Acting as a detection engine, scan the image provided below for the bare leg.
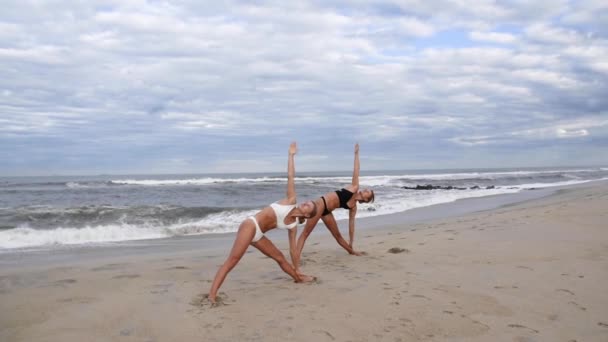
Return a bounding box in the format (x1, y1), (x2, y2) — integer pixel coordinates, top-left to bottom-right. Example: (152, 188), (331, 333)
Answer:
(208, 221), (256, 303)
(252, 237), (315, 282)
(321, 213), (363, 255)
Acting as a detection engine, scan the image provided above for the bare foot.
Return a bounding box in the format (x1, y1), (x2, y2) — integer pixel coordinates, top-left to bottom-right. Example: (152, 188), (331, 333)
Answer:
(352, 251), (366, 256)
(296, 270), (308, 278)
(299, 274), (316, 283)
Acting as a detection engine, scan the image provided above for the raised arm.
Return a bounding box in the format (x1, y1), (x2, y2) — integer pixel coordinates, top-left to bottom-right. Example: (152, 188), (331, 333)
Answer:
(286, 142), (297, 203)
(349, 143), (361, 250)
(352, 143), (360, 187)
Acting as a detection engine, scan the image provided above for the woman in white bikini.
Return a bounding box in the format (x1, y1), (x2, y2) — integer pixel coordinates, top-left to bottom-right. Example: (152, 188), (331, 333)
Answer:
(208, 142), (317, 304)
(293, 143), (374, 276)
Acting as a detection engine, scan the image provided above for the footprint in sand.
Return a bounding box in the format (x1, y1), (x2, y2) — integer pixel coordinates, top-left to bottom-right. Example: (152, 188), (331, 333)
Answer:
(150, 283), (173, 295)
(411, 294), (431, 300)
(119, 328), (134, 336)
(91, 263), (128, 271)
(313, 330), (335, 340)
(514, 336), (537, 342)
(167, 266), (190, 270)
(598, 322), (608, 328)
(516, 266), (534, 271)
(191, 292), (233, 309)
(57, 296), (95, 304)
(494, 285), (519, 289)
(112, 274), (140, 279)
(50, 279), (77, 287)
(568, 301), (586, 311)
(508, 324), (539, 334)
(556, 289), (575, 295)
(387, 247), (409, 254)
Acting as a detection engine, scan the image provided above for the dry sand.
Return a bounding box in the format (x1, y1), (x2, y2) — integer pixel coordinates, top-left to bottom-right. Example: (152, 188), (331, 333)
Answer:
(1, 183), (607, 341)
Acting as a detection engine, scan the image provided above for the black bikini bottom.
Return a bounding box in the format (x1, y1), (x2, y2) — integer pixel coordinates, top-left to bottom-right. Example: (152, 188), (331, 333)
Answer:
(320, 196), (331, 216)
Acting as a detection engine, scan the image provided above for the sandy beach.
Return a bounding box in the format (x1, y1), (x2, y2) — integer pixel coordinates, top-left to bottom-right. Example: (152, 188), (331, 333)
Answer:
(1, 182), (607, 342)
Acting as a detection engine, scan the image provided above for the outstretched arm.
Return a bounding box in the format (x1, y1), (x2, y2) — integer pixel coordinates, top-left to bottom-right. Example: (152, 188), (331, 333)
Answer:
(288, 227), (299, 270)
(348, 205), (357, 248)
(352, 143), (360, 187)
(286, 142), (297, 204)
(294, 215), (321, 274)
(322, 213), (363, 256)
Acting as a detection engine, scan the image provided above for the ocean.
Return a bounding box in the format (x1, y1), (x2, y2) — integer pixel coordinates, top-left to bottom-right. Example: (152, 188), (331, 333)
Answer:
(1, 167), (607, 250)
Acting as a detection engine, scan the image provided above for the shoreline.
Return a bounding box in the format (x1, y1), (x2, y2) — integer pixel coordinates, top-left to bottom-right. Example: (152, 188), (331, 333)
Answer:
(2, 179), (606, 272)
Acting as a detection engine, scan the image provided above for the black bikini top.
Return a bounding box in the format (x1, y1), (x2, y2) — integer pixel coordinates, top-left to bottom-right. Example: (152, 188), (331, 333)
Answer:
(335, 188), (354, 210)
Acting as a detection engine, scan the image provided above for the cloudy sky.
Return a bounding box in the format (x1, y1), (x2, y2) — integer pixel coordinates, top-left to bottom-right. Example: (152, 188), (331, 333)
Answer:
(1, 0), (607, 176)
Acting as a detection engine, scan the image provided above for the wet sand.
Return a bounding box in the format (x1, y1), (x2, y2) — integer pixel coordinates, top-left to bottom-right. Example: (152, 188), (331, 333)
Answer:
(1, 183), (607, 341)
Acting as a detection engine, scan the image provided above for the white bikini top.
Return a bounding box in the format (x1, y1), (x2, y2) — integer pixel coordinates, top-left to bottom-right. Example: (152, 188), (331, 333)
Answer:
(270, 202), (297, 230)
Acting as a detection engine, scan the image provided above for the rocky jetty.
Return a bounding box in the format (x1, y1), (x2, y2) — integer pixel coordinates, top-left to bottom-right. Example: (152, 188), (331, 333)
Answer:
(402, 184), (496, 190)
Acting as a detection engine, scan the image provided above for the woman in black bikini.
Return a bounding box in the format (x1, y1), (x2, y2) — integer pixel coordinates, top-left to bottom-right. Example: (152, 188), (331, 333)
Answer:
(293, 143), (374, 277)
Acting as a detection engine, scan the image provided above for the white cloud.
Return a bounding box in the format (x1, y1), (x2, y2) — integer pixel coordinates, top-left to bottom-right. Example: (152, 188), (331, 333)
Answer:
(447, 93), (486, 103)
(511, 69), (580, 89)
(451, 117), (608, 146)
(470, 31), (517, 44)
(0, 0), (607, 173)
(556, 128), (588, 138)
(396, 17), (436, 37)
(524, 23), (584, 45)
(160, 111), (246, 131)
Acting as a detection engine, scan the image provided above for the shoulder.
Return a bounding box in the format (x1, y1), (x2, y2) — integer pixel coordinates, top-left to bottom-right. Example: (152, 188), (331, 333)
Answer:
(344, 184), (359, 193)
(277, 196), (297, 205)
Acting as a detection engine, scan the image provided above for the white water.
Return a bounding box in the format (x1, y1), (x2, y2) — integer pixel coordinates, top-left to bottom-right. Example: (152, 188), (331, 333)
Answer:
(109, 168), (604, 187)
(2, 177), (603, 249)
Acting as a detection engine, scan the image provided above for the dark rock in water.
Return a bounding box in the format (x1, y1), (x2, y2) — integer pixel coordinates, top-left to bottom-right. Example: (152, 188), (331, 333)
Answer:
(525, 188), (539, 190)
(402, 184), (497, 191)
(402, 184), (467, 190)
(406, 184), (434, 190)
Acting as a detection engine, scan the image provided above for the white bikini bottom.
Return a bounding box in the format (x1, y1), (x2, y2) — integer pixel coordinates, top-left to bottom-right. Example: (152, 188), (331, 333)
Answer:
(249, 216), (264, 242)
